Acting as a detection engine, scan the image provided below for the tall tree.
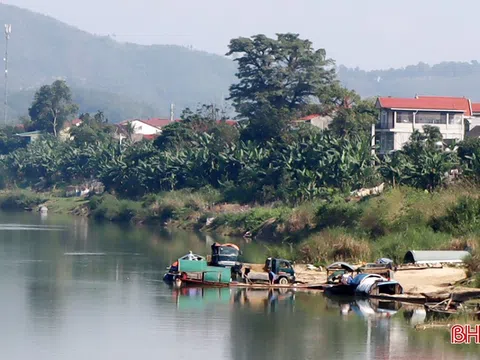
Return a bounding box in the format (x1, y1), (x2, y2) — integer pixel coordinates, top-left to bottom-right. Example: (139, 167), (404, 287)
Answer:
(28, 80), (79, 137)
(226, 33), (336, 121)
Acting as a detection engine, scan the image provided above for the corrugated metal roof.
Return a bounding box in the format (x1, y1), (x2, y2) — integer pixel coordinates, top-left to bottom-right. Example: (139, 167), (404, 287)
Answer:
(404, 250), (471, 264)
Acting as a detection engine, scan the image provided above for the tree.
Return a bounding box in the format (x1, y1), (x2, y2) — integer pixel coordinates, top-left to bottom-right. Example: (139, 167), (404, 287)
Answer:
(226, 33), (336, 120)
(69, 111), (114, 146)
(154, 104), (239, 151)
(380, 126), (458, 190)
(329, 97), (378, 137)
(28, 80), (79, 137)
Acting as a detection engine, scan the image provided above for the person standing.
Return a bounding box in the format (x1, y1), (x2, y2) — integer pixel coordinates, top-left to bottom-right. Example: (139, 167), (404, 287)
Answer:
(268, 267), (276, 285)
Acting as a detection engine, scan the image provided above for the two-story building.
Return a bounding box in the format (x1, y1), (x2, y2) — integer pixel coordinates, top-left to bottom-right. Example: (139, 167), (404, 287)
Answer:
(374, 95), (472, 154)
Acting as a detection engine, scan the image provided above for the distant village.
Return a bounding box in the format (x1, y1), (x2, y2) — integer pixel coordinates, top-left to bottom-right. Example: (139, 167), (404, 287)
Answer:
(11, 94), (480, 155)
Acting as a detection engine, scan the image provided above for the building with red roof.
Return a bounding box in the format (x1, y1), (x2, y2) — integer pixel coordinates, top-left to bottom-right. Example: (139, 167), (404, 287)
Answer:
(374, 95), (473, 154)
(293, 113), (333, 130)
(115, 117), (238, 143)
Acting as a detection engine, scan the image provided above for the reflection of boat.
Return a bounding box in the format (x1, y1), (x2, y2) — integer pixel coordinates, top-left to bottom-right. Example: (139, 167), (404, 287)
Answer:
(171, 287), (295, 312)
(326, 296), (402, 318)
(172, 287), (232, 310)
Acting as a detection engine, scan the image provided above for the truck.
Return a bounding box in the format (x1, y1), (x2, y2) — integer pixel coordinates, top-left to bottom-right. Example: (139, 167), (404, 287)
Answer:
(244, 257), (296, 285)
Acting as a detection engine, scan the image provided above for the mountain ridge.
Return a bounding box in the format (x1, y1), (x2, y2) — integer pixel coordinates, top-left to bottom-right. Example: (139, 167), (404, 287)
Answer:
(2, 3), (480, 123)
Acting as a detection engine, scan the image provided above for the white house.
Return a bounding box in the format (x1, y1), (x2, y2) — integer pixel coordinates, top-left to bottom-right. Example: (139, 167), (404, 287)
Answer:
(373, 95), (473, 154)
(293, 114), (333, 130)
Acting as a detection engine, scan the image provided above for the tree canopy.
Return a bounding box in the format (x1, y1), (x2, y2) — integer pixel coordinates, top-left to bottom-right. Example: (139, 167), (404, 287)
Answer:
(28, 80), (79, 137)
(227, 33), (336, 119)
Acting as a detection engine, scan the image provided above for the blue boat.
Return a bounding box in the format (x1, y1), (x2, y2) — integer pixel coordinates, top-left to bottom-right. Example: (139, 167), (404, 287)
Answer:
(325, 273), (403, 297)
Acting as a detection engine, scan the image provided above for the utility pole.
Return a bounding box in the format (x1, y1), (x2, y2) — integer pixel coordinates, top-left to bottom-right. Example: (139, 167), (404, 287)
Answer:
(170, 103), (174, 122)
(4, 24), (11, 127)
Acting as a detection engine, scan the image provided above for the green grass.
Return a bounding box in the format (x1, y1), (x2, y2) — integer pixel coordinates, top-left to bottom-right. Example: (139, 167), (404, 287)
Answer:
(0, 189), (47, 210)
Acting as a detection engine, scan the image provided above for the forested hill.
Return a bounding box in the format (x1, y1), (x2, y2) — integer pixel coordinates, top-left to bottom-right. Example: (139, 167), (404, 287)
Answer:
(337, 62), (480, 100)
(0, 4), (236, 122)
(2, 3), (480, 122)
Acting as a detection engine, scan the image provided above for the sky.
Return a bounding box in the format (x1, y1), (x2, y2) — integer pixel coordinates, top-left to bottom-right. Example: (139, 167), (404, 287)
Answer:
(1, 0), (478, 70)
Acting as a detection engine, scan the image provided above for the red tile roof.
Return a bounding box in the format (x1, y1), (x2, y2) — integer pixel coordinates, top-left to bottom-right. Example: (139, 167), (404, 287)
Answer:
(472, 103), (480, 114)
(217, 119), (237, 125)
(298, 114), (322, 121)
(143, 134), (159, 140)
(143, 118), (181, 128)
(377, 96), (472, 116)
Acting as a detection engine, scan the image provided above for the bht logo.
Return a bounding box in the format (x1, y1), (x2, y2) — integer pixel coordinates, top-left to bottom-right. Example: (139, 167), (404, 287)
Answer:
(451, 325), (480, 344)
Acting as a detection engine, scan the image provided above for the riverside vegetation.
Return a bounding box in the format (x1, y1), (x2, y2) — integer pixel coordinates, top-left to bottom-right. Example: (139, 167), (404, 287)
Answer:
(0, 33), (479, 280)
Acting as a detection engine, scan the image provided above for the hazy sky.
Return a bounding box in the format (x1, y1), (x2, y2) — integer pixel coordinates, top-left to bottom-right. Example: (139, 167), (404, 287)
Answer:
(2, 0), (477, 70)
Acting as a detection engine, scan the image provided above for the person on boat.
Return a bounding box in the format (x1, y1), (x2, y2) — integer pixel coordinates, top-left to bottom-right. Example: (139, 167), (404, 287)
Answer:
(341, 272), (353, 285)
(243, 268), (252, 284)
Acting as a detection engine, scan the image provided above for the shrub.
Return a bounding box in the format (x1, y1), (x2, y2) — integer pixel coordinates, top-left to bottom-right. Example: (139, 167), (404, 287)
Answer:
(373, 227), (451, 264)
(298, 228), (371, 264)
(90, 194), (142, 222)
(431, 196), (480, 235)
(0, 191), (46, 210)
(464, 252), (480, 279)
(316, 198), (363, 229)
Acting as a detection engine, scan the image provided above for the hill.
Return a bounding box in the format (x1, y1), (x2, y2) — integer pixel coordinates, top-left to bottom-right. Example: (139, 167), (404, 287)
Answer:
(337, 62), (480, 101)
(0, 4), (236, 122)
(2, 4), (480, 123)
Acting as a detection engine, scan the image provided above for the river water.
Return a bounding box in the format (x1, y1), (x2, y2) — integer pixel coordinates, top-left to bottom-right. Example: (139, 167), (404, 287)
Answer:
(0, 211), (477, 360)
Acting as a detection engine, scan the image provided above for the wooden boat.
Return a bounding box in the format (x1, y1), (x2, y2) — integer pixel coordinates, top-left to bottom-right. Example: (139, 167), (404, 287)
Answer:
(424, 299), (480, 318)
(325, 273), (403, 298)
(230, 282), (326, 290)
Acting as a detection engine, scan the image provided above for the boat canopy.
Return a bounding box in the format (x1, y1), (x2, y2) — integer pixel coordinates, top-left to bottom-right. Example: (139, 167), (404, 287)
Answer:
(326, 262), (357, 272)
(403, 250), (470, 264)
(212, 243), (240, 251)
(350, 273), (383, 287)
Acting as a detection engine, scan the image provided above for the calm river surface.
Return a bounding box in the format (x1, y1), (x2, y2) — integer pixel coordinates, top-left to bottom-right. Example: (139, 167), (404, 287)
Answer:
(0, 211), (477, 360)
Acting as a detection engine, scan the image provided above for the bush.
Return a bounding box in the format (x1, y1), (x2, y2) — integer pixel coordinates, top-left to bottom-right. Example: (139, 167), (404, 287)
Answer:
(298, 228), (371, 264)
(431, 196), (480, 235)
(0, 191), (47, 210)
(373, 227), (451, 264)
(90, 194), (142, 222)
(464, 252), (480, 278)
(212, 206), (291, 236)
(316, 198), (363, 230)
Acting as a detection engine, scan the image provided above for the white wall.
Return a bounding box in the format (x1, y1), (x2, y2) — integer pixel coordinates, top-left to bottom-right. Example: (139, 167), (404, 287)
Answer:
(129, 120), (161, 135)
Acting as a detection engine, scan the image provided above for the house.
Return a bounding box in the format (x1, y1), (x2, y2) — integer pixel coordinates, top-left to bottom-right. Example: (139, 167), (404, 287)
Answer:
(15, 130), (42, 143)
(293, 114), (333, 130)
(115, 117), (238, 143)
(374, 95), (472, 154)
(59, 118), (83, 141)
(118, 118), (175, 136)
(466, 103), (480, 137)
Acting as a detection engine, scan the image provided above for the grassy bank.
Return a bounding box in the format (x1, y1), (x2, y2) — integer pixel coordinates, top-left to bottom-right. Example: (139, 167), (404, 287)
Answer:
(2, 185), (480, 268)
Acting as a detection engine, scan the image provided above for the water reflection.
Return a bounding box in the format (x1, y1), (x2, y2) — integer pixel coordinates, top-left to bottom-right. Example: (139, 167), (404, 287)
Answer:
(0, 211), (477, 360)
(170, 287), (296, 313)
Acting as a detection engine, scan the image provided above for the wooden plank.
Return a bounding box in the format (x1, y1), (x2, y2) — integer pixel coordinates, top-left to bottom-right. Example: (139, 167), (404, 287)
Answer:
(369, 293), (426, 304)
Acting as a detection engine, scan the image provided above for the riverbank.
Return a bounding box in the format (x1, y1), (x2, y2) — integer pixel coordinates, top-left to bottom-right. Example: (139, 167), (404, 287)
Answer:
(294, 266), (468, 295)
(1, 186), (480, 276)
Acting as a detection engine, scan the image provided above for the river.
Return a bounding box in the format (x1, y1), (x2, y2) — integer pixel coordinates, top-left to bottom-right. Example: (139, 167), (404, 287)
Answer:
(0, 211), (477, 360)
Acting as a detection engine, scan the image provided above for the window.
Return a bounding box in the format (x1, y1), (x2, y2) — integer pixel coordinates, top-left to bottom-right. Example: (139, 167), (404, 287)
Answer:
(380, 111), (388, 128)
(416, 112), (447, 124)
(448, 113), (462, 125)
(376, 132), (394, 152)
(396, 111), (413, 123)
